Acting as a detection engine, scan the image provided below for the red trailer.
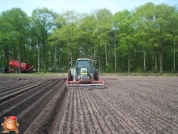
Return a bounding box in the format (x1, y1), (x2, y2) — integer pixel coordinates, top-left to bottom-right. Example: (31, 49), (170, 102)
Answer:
(2, 60), (35, 73)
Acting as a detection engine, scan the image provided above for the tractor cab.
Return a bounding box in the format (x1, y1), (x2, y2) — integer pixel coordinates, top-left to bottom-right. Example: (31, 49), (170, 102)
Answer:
(75, 59), (93, 75)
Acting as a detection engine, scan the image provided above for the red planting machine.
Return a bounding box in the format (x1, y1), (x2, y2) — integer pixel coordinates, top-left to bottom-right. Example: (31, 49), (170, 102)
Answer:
(1, 60), (35, 73)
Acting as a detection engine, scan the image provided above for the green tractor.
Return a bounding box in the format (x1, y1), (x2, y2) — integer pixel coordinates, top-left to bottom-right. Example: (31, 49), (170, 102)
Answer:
(66, 58), (104, 89)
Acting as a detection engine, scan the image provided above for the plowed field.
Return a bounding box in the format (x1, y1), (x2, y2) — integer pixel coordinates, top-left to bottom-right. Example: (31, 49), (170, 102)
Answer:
(0, 76), (178, 134)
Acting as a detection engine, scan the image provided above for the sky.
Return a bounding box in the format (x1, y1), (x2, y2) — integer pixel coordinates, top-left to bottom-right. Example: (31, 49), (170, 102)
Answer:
(0, 0), (177, 16)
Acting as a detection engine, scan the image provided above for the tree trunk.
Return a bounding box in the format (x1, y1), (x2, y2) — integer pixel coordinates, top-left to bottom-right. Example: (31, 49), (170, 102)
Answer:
(38, 42), (40, 72)
(114, 42), (117, 72)
(127, 42), (130, 74)
(54, 45), (57, 70)
(17, 40), (23, 74)
(105, 42), (108, 70)
(143, 49), (146, 71)
(128, 53), (130, 74)
(174, 41), (176, 71)
(23, 44), (26, 61)
(18, 46), (21, 74)
(3, 47), (9, 66)
(98, 49), (101, 73)
(154, 48), (158, 72)
(69, 47), (73, 67)
(159, 49), (163, 73)
(42, 43), (46, 71)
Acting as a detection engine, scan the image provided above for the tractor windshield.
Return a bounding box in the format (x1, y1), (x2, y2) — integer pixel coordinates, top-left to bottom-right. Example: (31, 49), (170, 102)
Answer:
(76, 60), (92, 74)
(77, 60), (91, 68)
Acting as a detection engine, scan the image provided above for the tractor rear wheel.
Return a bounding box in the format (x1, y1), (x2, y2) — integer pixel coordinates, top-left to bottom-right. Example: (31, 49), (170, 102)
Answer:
(68, 69), (73, 81)
(94, 69), (99, 81)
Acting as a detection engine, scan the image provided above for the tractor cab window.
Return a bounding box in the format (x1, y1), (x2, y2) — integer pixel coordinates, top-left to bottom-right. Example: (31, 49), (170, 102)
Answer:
(77, 60), (91, 68)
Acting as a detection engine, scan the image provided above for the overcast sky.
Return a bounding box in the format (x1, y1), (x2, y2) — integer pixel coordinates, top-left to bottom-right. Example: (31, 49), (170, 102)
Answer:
(0, 0), (177, 15)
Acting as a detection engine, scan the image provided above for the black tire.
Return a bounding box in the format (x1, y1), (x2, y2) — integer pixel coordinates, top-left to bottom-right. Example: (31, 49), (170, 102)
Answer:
(68, 69), (73, 81)
(94, 69), (99, 81)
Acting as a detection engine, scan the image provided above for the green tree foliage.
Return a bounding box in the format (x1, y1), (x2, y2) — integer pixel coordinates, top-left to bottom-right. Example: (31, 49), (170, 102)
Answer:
(114, 10), (136, 73)
(0, 3), (178, 73)
(94, 9), (113, 72)
(79, 14), (97, 58)
(135, 3), (178, 72)
(49, 10), (81, 67)
(30, 7), (57, 71)
(0, 8), (30, 71)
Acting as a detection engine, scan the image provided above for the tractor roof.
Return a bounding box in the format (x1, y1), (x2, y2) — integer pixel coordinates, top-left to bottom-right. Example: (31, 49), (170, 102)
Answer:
(77, 58), (90, 61)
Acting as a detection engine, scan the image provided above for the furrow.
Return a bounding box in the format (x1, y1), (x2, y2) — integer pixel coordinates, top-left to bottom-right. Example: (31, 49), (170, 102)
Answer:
(76, 89), (86, 134)
(72, 89), (80, 133)
(84, 89), (112, 134)
(90, 89), (133, 134)
(24, 80), (65, 134)
(93, 89), (148, 134)
(83, 89), (103, 133)
(51, 89), (70, 134)
(80, 89), (95, 133)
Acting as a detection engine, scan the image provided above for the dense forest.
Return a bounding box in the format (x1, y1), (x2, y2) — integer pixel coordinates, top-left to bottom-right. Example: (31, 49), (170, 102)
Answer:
(0, 2), (178, 73)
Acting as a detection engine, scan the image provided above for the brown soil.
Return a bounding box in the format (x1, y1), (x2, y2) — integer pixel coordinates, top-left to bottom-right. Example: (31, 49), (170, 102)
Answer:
(0, 75), (178, 134)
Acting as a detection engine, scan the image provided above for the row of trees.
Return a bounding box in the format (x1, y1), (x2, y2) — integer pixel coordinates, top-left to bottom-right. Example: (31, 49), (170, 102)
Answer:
(0, 2), (178, 73)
